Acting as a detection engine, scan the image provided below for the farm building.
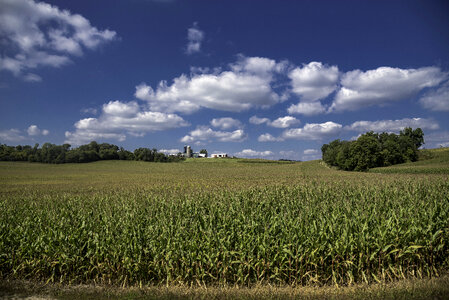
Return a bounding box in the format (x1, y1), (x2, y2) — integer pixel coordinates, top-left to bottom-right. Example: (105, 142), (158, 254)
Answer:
(211, 153), (228, 158)
(183, 145), (208, 158)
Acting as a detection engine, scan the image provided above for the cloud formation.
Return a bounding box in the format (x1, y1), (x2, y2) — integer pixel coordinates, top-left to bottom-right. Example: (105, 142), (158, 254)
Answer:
(287, 102), (326, 116)
(258, 133), (283, 142)
(249, 115), (299, 128)
(181, 126), (247, 143)
(186, 23), (204, 54)
(27, 125), (49, 136)
(235, 149), (273, 158)
(0, 129), (26, 142)
(303, 149), (319, 155)
(65, 100), (188, 145)
(419, 81), (449, 111)
(210, 117), (242, 130)
(282, 121), (343, 140)
(346, 117), (439, 133)
(135, 56), (284, 113)
(289, 62), (339, 101)
(0, 0), (116, 80)
(330, 66), (447, 112)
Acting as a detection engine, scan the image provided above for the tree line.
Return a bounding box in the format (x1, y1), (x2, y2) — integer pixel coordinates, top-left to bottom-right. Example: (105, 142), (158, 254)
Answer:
(0, 141), (185, 164)
(321, 127), (424, 171)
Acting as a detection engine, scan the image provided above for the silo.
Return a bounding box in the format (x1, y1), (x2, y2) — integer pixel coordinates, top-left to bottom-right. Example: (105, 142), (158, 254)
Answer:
(186, 146), (192, 158)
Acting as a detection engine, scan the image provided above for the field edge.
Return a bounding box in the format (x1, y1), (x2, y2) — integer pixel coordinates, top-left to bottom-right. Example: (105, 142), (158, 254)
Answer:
(1, 275), (449, 300)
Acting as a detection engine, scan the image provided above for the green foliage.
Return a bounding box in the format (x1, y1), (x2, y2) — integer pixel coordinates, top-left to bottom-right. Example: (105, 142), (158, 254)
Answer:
(0, 141), (183, 164)
(322, 128), (423, 171)
(200, 149), (208, 156)
(0, 159), (448, 286)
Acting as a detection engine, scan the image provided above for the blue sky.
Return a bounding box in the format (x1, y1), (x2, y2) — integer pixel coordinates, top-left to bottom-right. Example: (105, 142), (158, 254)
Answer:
(1, 0), (449, 160)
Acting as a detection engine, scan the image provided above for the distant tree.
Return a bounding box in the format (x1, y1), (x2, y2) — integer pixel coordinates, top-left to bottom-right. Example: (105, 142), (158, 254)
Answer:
(0, 141), (184, 164)
(200, 149), (208, 157)
(118, 147), (134, 160)
(321, 128), (424, 171)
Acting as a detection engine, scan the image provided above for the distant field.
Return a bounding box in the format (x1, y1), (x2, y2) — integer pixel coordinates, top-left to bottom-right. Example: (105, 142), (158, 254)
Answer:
(370, 147), (449, 174)
(0, 148), (448, 291)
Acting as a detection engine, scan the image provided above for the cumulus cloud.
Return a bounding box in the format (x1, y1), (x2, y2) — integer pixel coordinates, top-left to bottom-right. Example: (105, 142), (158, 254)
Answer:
(186, 22), (204, 54)
(27, 125), (49, 136)
(249, 115), (299, 128)
(330, 66), (448, 112)
(235, 149), (273, 158)
(231, 56), (287, 77)
(0, 129), (26, 142)
(287, 101), (326, 116)
(0, 0), (116, 80)
(282, 121), (343, 140)
(249, 116), (270, 125)
(289, 62), (339, 101)
(181, 126), (247, 144)
(270, 116), (300, 128)
(419, 81), (449, 111)
(65, 100), (188, 145)
(303, 149), (319, 155)
(135, 56), (284, 113)
(258, 133), (283, 142)
(346, 117), (439, 133)
(210, 117), (242, 130)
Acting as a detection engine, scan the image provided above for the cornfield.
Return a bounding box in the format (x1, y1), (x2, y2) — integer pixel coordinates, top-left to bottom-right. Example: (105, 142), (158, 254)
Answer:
(0, 154), (448, 286)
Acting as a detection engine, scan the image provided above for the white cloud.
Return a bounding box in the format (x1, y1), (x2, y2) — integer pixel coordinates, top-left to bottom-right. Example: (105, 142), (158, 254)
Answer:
(231, 56), (286, 77)
(235, 149), (273, 158)
(27, 125), (49, 136)
(346, 117), (439, 133)
(289, 62), (339, 101)
(419, 81), (449, 112)
(282, 121), (343, 140)
(135, 56), (284, 113)
(0, 128), (26, 142)
(303, 149), (318, 155)
(186, 23), (204, 55)
(258, 133), (283, 142)
(210, 117), (242, 130)
(65, 100), (188, 145)
(270, 116), (300, 128)
(0, 0), (116, 80)
(181, 126), (247, 143)
(249, 116), (270, 125)
(288, 101), (326, 116)
(250, 115), (299, 128)
(160, 149), (181, 155)
(330, 66), (448, 112)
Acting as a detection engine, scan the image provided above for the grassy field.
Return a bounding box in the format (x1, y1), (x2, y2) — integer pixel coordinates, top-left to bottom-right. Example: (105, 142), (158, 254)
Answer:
(0, 148), (448, 298)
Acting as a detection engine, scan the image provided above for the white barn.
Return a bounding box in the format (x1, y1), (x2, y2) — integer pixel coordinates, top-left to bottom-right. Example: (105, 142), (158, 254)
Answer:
(211, 153), (228, 158)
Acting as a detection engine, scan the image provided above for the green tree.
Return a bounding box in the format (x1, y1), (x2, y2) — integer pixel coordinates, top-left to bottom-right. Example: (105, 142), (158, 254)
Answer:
(200, 149), (208, 157)
(400, 127), (424, 149)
